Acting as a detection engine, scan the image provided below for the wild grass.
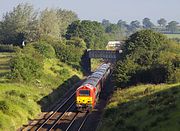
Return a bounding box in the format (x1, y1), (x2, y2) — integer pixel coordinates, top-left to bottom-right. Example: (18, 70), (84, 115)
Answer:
(98, 83), (180, 131)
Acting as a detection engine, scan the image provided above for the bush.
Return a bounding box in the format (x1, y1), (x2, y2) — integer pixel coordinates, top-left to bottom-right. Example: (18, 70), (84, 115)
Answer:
(54, 42), (84, 65)
(9, 45), (43, 82)
(32, 42), (55, 58)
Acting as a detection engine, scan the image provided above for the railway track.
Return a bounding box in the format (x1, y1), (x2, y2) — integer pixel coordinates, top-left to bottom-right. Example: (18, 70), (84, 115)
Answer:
(50, 110), (89, 131)
(22, 79), (90, 131)
(35, 94), (75, 130)
(21, 80), (82, 130)
(28, 94), (89, 131)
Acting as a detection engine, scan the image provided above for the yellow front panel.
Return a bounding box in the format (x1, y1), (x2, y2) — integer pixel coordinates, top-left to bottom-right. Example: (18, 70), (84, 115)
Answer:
(76, 96), (92, 104)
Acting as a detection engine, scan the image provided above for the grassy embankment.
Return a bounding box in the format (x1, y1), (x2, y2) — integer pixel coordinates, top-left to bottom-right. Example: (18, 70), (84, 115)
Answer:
(98, 83), (180, 131)
(0, 52), (83, 131)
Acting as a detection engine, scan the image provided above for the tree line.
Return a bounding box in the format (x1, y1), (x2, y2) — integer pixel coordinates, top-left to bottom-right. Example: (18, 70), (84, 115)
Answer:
(102, 18), (180, 38)
(0, 3), (110, 81)
(0, 3), (78, 45)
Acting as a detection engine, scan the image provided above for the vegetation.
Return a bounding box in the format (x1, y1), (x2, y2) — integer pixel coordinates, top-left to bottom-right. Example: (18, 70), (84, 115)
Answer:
(101, 30), (180, 131)
(66, 20), (108, 49)
(98, 83), (180, 131)
(0, 2), (180, 131)
(165, 34), (180, 39)
(0, 52), (13, 77)
(113, 30), (180, 87)
(0, 3), (84, 131)
(0, 60), (82, 130)
(0, 3), (78, 45)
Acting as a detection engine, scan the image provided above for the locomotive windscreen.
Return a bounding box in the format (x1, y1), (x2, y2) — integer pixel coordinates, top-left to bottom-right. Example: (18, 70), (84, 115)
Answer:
(79, 90), (90, 96)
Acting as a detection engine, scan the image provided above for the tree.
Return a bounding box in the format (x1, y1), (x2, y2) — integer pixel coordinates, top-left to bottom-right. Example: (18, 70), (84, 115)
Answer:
(56, 9), (78, 37)
(117, 19), (130, 36)
(166, 21), (179, 33)
(129, 20), (141, 33)
(0, 3), (39, 45)
(114, 30), (174, 86)
(102, 19), (110, 28)
(66, 20), (107, 49)
(39, 8), (60, 39)
(142, 18), (154, 29)
(105, 24), (124, 40)
(157, 18), (167, 27)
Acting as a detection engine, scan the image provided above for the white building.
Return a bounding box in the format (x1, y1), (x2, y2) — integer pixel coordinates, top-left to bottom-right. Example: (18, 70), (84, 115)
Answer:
(106, 41), (122, 50)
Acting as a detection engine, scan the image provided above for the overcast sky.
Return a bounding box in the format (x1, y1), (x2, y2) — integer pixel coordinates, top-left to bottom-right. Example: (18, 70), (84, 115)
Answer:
(0, 0), (179, 24)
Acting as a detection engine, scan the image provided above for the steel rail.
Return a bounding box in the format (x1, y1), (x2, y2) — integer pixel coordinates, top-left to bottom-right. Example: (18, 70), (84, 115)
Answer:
(35, 91), (76, 131)
(47, 101), (76, 131)
(77, 112), (89, 131)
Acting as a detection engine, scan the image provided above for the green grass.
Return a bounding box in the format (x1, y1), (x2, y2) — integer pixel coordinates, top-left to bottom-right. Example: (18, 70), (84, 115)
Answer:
(164, 34), (180, 39)
(98, 83), (180, 131)
(0, 57), (83, 131)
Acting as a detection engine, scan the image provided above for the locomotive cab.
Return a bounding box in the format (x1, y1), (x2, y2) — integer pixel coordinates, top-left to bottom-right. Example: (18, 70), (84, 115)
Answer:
(76, 85), (95, 111)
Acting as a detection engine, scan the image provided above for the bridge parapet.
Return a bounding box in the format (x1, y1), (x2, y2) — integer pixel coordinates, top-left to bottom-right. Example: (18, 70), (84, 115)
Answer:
(88, 49), (122, 59)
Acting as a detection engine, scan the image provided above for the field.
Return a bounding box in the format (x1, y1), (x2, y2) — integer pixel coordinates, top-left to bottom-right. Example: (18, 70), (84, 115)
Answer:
(0, 56), (82, 131)
(164, 34), (180, 39)
(98, 83), (180, 131)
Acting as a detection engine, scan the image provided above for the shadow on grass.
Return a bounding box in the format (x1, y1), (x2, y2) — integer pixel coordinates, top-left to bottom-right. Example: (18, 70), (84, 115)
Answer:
(101, 84), (180, 131)
(37, 75), (81, 112)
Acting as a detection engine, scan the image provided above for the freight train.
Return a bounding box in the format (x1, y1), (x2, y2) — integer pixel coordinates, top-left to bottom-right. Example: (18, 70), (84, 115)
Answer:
(76, 63), (111, 111)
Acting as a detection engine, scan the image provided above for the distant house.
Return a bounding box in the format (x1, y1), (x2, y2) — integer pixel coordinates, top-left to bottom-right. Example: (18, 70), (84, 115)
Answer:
(106, 41), (123, 50)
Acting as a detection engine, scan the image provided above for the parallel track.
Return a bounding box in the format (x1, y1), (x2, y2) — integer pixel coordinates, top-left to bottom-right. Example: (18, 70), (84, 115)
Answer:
(34, 92), (76, 131)
(51, 111), (89, 131)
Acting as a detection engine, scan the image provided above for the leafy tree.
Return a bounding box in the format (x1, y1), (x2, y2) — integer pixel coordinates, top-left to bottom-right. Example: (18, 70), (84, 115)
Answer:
(114, 30), (179, 86)
(66, 20), (107, 49)
(102, 19), (110, 28)
(105, 24), (124, 40)
(56, 9), (78, 37)
(142, 18), (154, 29)
(39, 8), (60, 39)
(66, 37), (86, 49)
(0, 3), (39, 45)
(54, 42), (84, 66)
(129, 20), (141, 33)
(117, 20), (129, 35)
(157, 18), (167, 27)
(166, 21), (179, 33)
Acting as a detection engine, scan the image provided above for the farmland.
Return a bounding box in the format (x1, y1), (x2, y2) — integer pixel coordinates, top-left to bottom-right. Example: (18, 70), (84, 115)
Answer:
(164, 34), (180, 39)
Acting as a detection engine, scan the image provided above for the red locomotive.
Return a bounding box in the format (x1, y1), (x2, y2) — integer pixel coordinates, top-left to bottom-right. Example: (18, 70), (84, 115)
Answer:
(76, 63), (111, 111)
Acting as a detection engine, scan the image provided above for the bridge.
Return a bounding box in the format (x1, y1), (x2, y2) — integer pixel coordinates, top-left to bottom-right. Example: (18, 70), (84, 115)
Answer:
(88, 49), (122, 59)
(82, 49), (122, 74)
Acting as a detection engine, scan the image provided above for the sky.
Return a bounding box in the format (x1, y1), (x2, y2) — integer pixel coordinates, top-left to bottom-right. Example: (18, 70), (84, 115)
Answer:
(0, 0), (179, 24)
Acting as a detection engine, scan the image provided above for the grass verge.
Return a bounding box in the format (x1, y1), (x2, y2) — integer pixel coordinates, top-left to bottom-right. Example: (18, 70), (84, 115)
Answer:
(98, 83), (180, 131)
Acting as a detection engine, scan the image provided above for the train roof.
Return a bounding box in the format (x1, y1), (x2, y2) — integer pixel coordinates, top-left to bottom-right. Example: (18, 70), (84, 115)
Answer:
(82, 77), (101, 87)
(79, 63), (110, 88)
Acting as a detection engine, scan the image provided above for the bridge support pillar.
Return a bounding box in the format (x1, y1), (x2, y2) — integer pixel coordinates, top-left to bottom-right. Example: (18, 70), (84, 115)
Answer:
(81, 50), (91, 75)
